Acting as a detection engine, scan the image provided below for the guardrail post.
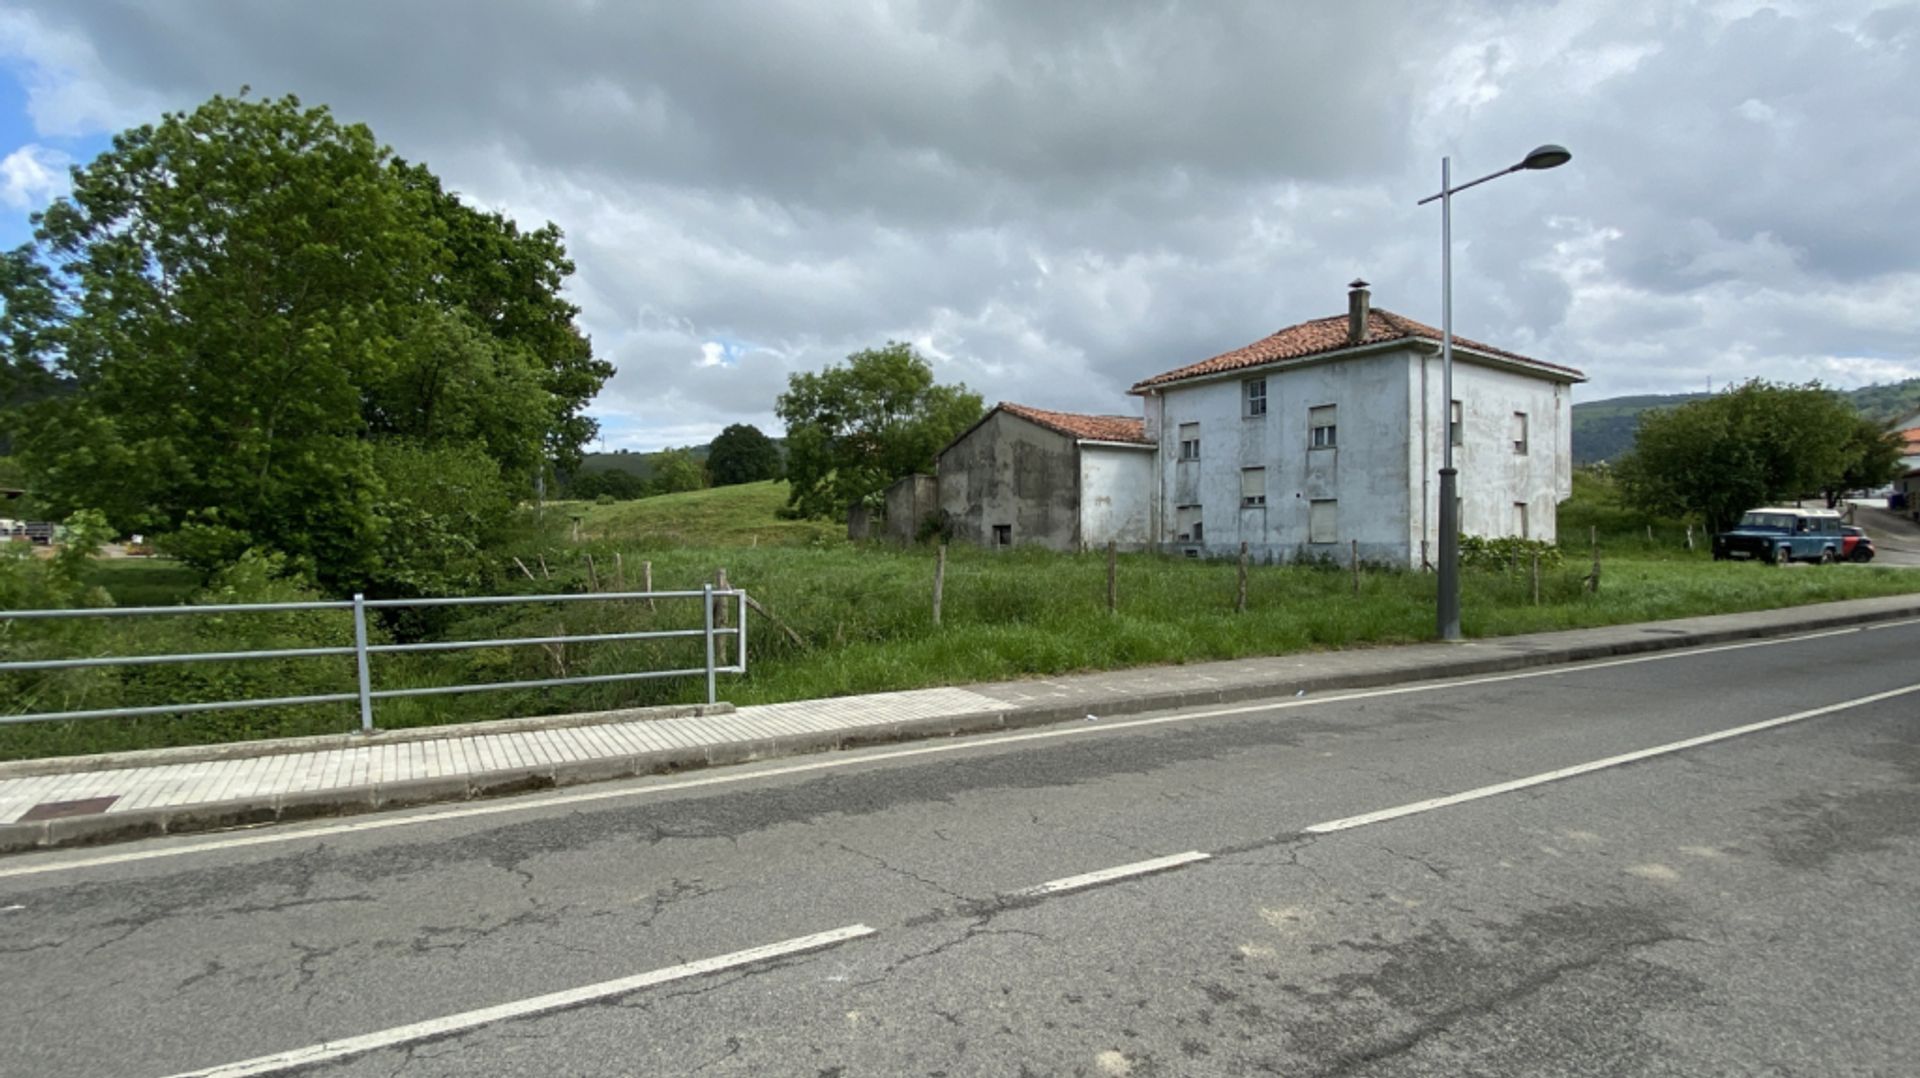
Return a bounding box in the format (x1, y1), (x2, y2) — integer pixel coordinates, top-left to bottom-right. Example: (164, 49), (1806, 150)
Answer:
(735, 589), (748, 673)
(702, 583), (717, 705)
(352, 592), (375, 733)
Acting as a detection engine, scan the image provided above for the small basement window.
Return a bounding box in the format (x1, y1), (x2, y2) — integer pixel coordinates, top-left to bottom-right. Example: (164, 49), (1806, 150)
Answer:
(993, 524), (1011, 547)
(1309, 499), (1338, 544)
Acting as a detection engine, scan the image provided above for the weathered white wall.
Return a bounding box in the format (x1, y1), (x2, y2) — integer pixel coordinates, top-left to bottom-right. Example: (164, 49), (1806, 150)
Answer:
(1148, 349), (1417, 564)
(1079, 446), (1155, 550)
(1410, 351), (1575, 555)
(935, 411), (1080, 550)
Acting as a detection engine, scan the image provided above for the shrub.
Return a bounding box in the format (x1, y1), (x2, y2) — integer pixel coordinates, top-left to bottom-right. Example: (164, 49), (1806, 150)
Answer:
(1460, 535), (1563, 571)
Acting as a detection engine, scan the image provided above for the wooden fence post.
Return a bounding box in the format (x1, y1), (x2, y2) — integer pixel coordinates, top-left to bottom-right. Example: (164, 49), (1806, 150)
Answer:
(1589, 526), (1601, 595)
(537, 555), (551, 580)
(1106, 541), (1117, 614)
(932, 544), (947, 626)
(1685, 524), (1694, 553)
(643, 560), (655, 611)
(584, 552), (600, 592)
(614, 552), (627, 590)
(1350, 539), (1359, 596)
(1531, 552), (1541, 605)
(1236, 541), (1249, 613)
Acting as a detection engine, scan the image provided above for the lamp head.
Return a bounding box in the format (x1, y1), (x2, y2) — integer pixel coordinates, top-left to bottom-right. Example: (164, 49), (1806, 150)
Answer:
(1519, 144), (1572, 170)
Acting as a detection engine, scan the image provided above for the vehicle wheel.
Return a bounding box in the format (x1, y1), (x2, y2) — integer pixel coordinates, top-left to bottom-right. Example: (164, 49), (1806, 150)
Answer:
(1819, 548), (1836, 565)
(1776, 546), (1793, 566)
(1852, 549), (1874, 563)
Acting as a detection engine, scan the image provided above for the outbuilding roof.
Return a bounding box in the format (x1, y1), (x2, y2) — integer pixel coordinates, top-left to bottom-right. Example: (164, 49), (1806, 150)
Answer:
(1129, 307), (1585, 392)
(996, 402), (1152, 445)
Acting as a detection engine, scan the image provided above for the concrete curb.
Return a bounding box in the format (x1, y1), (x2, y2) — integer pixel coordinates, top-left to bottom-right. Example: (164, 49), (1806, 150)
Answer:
(3, 597), (1916, 855)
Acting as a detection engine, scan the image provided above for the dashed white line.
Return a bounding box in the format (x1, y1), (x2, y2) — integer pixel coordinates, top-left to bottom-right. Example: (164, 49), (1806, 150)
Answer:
(1012, 852), (1212, 897)
(0, 623), (1900, 881)
(0, 903), (22, 912)
(1305, 682), (1920, 834)
(158, 923), (877, 1078)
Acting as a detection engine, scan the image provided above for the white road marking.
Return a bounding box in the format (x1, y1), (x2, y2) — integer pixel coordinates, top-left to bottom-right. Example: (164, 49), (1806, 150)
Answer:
(0, 623), (1898, 881)
(0, 903), (22, 912)
(158, 924), (876, 1078)
(1305, 682), (1920, 834)
(1863, 617), (1920, 631)
(1012, 852), (1211, 897)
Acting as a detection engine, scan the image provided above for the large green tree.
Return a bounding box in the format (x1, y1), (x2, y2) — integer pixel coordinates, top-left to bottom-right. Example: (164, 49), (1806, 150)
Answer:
(706, 422), (781, 486)
(776, 342), (983, 519)
(1615, 380), (1892, 531)
(2, 92), (611, 593)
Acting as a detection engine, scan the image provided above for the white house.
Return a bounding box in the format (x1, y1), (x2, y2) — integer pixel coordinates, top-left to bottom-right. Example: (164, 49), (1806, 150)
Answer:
(1129, 281), (1586, 566)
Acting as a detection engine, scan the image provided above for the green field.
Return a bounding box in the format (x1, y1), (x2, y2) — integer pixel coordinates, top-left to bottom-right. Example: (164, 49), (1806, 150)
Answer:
(7, 474), (1919, 761)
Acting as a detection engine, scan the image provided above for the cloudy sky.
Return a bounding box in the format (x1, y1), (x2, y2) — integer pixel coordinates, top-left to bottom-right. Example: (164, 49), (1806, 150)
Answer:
(2, 1), (1916, 451)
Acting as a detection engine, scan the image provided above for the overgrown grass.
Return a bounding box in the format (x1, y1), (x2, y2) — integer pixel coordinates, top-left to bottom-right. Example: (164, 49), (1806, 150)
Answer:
(5, 475), (1919, 760)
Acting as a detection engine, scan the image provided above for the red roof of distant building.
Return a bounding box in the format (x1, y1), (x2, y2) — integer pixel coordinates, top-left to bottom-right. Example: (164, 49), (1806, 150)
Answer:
(1898, 428), (1920, 453)
(1130, 308), (1584, 392)
(998, 402), (1151, 444)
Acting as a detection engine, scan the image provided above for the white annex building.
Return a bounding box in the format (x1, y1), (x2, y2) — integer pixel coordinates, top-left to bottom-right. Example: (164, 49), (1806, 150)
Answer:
(932, 281), (1586, 565)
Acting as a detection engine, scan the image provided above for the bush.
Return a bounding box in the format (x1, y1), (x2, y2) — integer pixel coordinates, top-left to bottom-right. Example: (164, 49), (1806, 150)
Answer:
(1460, 535), (1563, 571)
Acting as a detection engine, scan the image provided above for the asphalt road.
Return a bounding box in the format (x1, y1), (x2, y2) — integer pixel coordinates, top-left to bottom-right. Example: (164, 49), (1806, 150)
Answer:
(4, 619), (1918, 1077)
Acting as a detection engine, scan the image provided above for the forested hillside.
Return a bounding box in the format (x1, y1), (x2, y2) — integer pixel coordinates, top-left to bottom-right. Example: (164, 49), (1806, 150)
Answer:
(1573, 378), (1920, 463)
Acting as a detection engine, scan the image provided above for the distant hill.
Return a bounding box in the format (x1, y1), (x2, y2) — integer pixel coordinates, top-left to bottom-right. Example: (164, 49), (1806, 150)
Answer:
(1573, 378), (1920, 464)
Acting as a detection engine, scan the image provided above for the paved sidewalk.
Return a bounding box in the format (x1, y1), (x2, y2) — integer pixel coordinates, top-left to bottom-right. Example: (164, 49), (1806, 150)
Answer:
(3, 593), (1918, 854)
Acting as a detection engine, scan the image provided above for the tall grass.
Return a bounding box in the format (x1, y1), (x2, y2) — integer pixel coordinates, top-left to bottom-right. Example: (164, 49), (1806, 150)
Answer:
(5, 475), (1917, 760)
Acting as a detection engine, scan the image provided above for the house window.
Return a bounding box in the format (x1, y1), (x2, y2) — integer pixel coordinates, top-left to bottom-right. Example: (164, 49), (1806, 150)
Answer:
(1241, 467), (1267, 507)
(1515, 502), (1529, 538)
(1512, 412), (1529, 455)
(993, 524), (1011, 547)
(1177, 504), (1203, 542)
(1309, 499), (1338, 544)
(1244, 378), (1267, 418)
(1450, 400), (1463, 447)
(1178, 423), (1200, 461)
(1309, 404), (1337, 449)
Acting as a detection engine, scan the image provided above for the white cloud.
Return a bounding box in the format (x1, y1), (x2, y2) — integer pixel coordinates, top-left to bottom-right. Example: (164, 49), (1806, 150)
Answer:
(0, 143), (67, 209)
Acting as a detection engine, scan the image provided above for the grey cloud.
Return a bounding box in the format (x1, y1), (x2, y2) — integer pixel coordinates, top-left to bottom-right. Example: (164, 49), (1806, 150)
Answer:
(4, 0), (1918, 449)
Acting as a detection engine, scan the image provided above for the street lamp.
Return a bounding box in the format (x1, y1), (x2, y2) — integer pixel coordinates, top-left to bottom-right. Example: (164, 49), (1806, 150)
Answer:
(1417, 144), (1570, 641)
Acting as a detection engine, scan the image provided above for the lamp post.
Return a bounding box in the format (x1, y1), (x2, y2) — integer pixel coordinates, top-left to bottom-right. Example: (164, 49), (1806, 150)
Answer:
(1418, 144), (1570, 641)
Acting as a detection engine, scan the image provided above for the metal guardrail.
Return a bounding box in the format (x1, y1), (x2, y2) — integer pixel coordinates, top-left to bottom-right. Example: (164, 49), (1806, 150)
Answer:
(0, 586), (746, 730)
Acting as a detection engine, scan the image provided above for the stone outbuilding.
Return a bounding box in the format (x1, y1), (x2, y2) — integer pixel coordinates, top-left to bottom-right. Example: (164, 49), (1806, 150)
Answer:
(934, 403), (1156, 551)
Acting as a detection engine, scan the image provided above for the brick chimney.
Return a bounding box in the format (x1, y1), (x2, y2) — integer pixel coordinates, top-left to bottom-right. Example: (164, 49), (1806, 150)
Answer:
(1347, 279), (1370, 345)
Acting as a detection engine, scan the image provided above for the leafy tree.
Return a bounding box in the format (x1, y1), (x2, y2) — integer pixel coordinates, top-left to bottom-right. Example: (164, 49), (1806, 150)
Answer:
(1615, 380), (1864, 531)
(648, 448), (707, 495)
(4, 92), (611, 593)
(1829, 414), (1906, 502)
(775, 342), (983, 518)
(706, 423), (781, 486)
(568, 468), (647, 501)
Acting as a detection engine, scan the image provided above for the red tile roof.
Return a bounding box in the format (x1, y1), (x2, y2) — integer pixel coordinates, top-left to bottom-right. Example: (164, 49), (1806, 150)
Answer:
(999, 402), (1151, 445)
(1898, 428), (1920, 452)
(1129, 308), (1584, 392)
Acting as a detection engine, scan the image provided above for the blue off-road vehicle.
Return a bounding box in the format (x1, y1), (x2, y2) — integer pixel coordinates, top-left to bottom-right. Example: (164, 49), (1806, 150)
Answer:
(1711, 507), (1844, 565)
